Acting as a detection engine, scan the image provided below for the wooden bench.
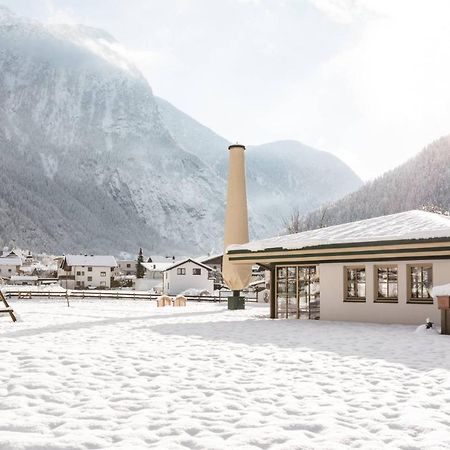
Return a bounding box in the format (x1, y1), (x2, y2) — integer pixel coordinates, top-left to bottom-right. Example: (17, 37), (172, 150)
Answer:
(0, 291), (17, 322)
(18, 292), (32, 299)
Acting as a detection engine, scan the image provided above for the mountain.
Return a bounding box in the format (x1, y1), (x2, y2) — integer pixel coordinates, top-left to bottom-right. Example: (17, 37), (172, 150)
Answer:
(302, 136), (450, 229)
(0, 7), (228, 255)
(156, 98), (362, 235)
(0, 6), (361, 255)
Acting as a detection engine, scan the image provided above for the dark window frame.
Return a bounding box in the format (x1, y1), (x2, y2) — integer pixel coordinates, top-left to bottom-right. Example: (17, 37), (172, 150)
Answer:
(375, 265), (398, 303)
(344, 266), (366, 302)
(408, 265), (433, 304)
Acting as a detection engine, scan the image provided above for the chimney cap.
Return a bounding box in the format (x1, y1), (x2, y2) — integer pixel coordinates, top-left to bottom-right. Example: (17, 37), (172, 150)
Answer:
(228, 143), (246, 150)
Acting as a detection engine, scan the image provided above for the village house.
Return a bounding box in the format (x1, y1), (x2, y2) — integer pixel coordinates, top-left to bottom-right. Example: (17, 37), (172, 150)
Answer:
(163, 259), (214, 296)
(136, 262), (173, 292)
(58, 255), (117, 289)
(117, 259), (137, 276)
(0, 251), (22, 280)
(226, 210), (450, 325)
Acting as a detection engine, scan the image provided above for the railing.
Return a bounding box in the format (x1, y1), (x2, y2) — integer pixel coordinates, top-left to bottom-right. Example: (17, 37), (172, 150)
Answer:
(1, 288), (258, 302)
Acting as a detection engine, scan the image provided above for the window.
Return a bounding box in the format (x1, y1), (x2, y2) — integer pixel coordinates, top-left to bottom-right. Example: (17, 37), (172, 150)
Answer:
(8, 269), (12, 273)
(111, 267), (114, 272)
(409, 265), (432, 303)
(100, 272), (106, 277)
(376, 266), (398, 302)
(177, 268), (186, 275)
(193, 268), (201, 275)
(76, 271), (81, 276)
(87, 276), (92, 282)
(126, 264), (131, 268)
(100, 281), (106, 287)
(345, 267), (366, 301)
(88, 267), (92, 272)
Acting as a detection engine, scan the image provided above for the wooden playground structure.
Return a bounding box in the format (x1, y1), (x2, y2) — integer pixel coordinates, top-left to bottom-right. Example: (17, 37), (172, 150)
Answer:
(0, 291), (17, 322)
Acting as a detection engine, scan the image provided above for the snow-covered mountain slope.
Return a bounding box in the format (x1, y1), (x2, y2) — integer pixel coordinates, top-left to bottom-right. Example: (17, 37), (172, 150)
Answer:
(0, 6), (361, 254)
(0, 7), (230, 254)
(157, 97), (362, 233)
(303, 136), (450, 229)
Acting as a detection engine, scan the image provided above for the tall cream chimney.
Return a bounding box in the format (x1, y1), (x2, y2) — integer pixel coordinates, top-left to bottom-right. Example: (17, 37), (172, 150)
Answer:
(222, 144), (252, 309)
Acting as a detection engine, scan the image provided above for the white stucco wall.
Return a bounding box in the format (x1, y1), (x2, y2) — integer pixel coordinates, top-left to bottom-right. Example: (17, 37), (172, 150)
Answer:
(0, 264), (20, 278)
(163, 261), (213, 295)
(319, 259), (450, 325)
(58, 265), (114, 289)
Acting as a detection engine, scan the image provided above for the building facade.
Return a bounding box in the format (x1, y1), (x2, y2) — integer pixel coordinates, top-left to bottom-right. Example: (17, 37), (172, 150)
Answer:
(226, 210), (450, 325)
(117, 259), (137, 276)
(58, 255), (117, 289)
(0, 252), (22, 280)
(163, 259), (214, 295)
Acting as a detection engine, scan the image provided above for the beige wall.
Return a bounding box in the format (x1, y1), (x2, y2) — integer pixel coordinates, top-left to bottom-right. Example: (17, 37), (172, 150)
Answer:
(320, 259), (450, 325)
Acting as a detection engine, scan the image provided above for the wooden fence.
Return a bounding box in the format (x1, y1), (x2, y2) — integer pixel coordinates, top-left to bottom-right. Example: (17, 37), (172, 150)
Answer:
(1, 288), (258, 303)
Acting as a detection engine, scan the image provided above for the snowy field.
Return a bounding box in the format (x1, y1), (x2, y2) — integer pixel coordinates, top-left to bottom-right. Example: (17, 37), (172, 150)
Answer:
(1, 300), (450, 450)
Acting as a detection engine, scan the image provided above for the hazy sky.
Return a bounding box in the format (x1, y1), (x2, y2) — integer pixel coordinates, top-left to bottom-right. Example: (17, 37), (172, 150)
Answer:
(3, 0), (450, 180)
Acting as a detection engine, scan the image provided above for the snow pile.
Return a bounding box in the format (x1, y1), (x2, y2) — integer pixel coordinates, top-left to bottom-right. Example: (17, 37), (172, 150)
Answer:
(229, 210), (450, 253)
(1, 300), (450, 449)
(432, 284), (450, 298)
(180, 288), (212, 296)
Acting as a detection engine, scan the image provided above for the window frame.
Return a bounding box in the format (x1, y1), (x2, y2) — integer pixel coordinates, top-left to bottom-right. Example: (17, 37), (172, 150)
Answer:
(407, 264), (433, 304)
(374, 265), (398, 303)
(177, 267), (186, 276)
(344, 266), (366, 302)
(192, 268), (201, 276)
(100, 271), (106, 277)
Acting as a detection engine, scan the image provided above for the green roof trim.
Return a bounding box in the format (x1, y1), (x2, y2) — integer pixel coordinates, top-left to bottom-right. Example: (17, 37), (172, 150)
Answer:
(227, 237), (450, 255)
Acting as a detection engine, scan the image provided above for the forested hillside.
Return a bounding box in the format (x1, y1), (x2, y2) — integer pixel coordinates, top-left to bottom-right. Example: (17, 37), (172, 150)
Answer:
(302, 136), (450, 230)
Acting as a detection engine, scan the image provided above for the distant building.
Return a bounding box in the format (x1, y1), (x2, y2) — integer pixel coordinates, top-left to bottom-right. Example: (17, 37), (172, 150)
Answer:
(117, 259), (137, 276)
(58, 255), (117, 289)
(10, 275), (39, 286)
(136, 262), (173, 292)
(0, 251), (22, 279)
(163, 259), (214, 295)
(198, 254), (223, 286)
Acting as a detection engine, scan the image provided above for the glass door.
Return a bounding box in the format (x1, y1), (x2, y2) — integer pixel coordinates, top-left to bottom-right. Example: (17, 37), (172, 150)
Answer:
(276, 266), (320, 319)
(298, 266), (320, 319)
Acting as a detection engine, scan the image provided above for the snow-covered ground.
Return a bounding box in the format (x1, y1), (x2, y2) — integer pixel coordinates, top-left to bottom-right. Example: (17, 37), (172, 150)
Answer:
(1, 299), (450, 450)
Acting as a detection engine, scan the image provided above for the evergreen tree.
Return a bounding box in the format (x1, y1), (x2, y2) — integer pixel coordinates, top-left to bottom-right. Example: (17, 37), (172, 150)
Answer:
(136, 248), (145, 279)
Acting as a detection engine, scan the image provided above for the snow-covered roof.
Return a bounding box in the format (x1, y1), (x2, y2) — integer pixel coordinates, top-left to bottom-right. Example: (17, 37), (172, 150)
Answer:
(64, 255), (117, 267)
(10, 275), (38, 281)
(0, 256), (22, 266)
(147, 255), (177, 263)
(141, 262), (173, 272)
(163, 258), (213, 272)
(229, 210), (450, 253)
(198, 253), (223, 264)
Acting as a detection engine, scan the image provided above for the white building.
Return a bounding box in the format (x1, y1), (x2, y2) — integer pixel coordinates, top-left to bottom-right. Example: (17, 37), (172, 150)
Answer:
(226, 210), (450, 325)
(163, 259), (214, 296)
(117, 259), (136, 276)
(136, 262), (172, 292)
(0, 252), (22, 279)
(58, 255), (117, 289)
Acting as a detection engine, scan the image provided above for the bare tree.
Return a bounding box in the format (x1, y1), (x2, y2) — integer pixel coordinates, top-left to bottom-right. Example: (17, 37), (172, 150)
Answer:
(420, 203), (450, 216)
(282, 208), (303, 234)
